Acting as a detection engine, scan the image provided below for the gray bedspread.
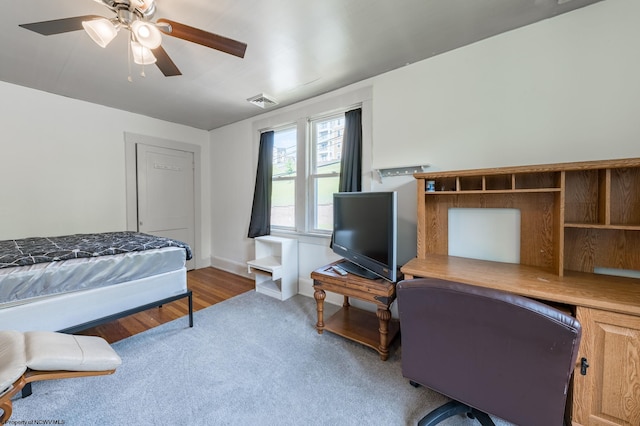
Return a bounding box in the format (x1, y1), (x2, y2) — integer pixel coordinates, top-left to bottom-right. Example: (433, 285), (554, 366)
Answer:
(0, 232), (192, 269)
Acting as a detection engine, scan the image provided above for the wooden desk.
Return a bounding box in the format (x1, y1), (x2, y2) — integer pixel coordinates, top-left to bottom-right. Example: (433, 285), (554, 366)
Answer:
(311, 261), (400, 361)
(402, 255), (640, 317)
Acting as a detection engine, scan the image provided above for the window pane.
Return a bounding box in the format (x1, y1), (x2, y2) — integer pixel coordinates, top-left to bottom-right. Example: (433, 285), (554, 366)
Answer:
(273, 128), (297, 178)
(313, 116), (344, 173)
(315, 175), (339, 231)
(312, 115), (343, 231)
(271, 127), (296, 228)
(271, 179), (295, 228)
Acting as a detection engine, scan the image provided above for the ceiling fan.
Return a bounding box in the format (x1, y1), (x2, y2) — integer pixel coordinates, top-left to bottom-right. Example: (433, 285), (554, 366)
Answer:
(19, 0), (247, 77)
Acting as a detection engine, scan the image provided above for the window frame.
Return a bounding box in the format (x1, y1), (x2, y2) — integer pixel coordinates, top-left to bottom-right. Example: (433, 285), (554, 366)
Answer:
(308, 112), (345, 233)
(268, 108), (359, 236)
(252, 86), (372, 240)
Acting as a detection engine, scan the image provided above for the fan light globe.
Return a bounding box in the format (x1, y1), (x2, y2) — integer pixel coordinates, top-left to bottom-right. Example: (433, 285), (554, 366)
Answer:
(82, 18), (118, 48)
(131, 41), (157, 65)
(131, 21), (162, 49)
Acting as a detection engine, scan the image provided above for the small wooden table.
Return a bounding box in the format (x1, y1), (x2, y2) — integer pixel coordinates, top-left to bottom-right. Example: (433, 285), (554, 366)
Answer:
(311, 261), (400, 361)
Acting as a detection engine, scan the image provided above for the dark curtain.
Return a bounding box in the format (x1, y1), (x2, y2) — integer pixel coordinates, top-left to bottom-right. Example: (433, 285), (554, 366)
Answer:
(338, 108), (362, 192)
(331, 108), (362, 247)
(247, 131), (274, 238)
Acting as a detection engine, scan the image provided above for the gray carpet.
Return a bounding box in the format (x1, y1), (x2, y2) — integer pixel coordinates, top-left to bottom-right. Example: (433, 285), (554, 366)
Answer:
(9, 291), (512, 425)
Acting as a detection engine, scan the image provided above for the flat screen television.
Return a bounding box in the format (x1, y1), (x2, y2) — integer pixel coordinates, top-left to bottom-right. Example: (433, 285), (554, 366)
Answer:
(332, 191), (398, 282)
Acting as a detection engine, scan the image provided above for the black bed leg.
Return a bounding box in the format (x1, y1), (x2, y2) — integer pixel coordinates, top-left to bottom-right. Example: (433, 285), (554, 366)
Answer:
(188, 291), (193, 327)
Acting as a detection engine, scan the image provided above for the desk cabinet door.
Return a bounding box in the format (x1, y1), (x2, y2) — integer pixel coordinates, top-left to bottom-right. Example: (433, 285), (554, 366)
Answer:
(573, 307), (640, 426)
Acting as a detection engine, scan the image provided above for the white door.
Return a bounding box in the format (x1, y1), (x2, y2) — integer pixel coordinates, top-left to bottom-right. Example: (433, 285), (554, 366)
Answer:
(136, 144), (195, 270)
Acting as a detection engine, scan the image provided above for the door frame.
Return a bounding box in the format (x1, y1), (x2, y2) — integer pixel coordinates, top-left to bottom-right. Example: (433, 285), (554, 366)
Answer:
(124, 132), (201, 268)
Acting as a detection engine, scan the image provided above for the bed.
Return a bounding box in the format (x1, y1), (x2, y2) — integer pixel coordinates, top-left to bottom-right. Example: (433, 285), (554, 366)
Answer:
(0, 231), (193, 332)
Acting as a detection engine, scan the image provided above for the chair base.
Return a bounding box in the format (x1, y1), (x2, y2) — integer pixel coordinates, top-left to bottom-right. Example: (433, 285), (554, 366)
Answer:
(418, 400), (496, 426)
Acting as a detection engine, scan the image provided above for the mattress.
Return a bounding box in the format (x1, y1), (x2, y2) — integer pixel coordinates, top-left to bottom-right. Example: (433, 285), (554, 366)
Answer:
(0, 231), (192, 269)
(0, 267), (187, 332)
(0, 247), (186, 309)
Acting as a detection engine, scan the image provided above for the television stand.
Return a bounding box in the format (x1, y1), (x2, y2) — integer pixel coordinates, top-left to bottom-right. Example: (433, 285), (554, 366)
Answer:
(311, 261), (400, 361)
(337, 260), (379, 280)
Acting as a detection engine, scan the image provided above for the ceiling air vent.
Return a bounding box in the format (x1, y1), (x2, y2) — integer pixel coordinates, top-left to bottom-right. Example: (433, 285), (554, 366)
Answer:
(247, 93), (278, 109)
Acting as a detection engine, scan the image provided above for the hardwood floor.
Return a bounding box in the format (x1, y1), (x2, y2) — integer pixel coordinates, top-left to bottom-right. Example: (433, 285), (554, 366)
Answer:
(79, 267), (254, 343)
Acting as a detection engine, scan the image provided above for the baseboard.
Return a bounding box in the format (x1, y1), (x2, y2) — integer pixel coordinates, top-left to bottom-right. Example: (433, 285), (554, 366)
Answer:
(210, 256), (251, 278)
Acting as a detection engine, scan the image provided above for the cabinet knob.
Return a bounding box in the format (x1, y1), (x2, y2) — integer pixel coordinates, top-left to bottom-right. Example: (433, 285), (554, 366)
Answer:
(580, 357), (589, 375)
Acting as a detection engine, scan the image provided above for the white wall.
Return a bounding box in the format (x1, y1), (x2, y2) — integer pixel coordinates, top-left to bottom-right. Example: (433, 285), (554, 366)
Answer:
(209, 0), (640, 305)
(373, 0), (640, 171)
(0, 81), (212, 266)
(209, 118), (257, 271)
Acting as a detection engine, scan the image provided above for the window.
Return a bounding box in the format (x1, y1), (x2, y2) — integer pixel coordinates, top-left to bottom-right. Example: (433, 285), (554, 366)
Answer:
(269, 110), (348, 234)
(310, 114), (344, 232)
(271, 127), (297, 229)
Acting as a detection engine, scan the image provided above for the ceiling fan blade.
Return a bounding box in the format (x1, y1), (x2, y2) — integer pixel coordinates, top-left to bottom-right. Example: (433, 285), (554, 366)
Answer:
(156, 19), (247, 58)
(19, 15), (104, 35)
(152, 45), (182, 76)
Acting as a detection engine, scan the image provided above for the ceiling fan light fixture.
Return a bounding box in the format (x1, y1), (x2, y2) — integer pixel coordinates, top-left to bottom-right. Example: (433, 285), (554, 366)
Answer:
(131, 41), (157, 65)
(19, 2), (247, 78)
(131, 20), (162, 49)
(82, 18), (117, 48)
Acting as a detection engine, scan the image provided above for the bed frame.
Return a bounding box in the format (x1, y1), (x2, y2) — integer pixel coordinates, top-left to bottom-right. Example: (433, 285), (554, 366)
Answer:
(59, 289), (193, 333)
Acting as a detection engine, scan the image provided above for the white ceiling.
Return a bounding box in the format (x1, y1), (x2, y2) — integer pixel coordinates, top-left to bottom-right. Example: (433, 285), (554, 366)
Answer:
(1, 0), (603, 131)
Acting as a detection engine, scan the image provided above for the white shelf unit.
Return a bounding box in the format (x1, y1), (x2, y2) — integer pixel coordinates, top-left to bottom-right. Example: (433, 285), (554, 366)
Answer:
(247, 236), (298, 300)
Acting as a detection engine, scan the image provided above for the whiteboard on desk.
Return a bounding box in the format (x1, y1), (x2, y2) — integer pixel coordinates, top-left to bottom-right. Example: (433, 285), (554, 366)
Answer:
(448, 208), (520, 264)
